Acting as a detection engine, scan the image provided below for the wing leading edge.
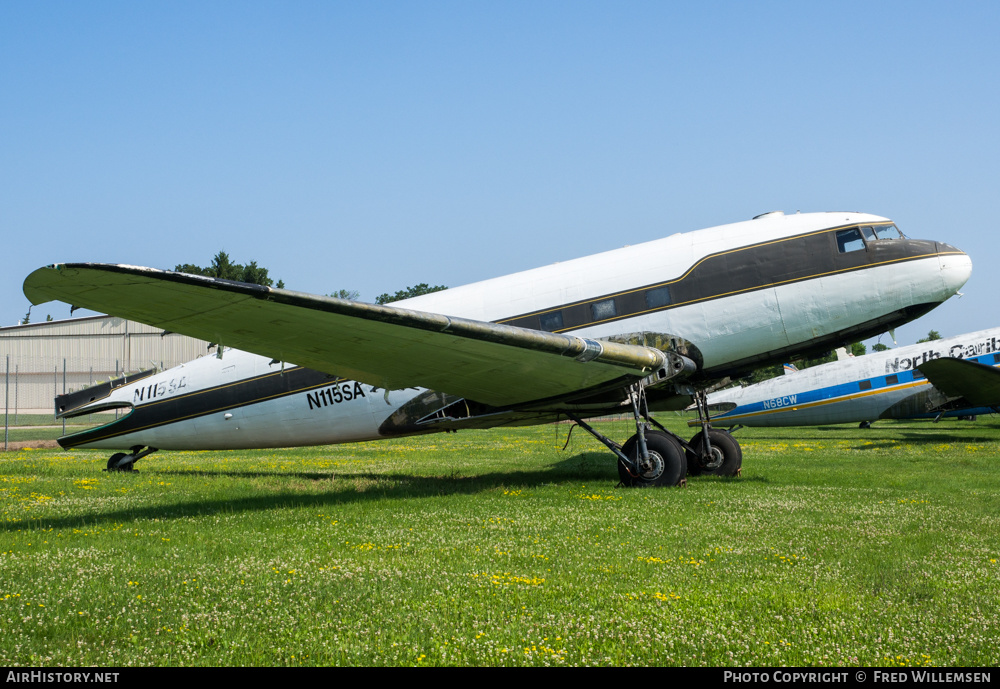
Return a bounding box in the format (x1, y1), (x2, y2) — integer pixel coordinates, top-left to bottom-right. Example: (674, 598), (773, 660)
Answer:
(24, 263), (677, 409)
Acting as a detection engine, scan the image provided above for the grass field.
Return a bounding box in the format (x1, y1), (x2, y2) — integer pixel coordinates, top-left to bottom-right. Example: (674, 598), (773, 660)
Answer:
(2, 413), (112, 444)
(1, 415), (998, 666)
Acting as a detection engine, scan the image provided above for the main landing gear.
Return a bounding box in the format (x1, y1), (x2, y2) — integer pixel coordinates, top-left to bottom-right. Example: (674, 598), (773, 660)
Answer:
(568, 386), (742, 488)
(105, 446), (158, 472)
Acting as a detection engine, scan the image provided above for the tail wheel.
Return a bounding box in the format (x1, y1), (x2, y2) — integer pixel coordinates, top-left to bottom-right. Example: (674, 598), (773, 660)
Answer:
(106, 452), (135, 472)
(686, 429), (742, 476)
(619, 431), (687, 487)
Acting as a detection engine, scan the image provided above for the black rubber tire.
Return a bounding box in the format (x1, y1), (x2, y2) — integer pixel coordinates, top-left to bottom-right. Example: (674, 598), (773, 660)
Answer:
(106, 453), (134, 472)
(686, 429), (742, 477)
(618, 431), (687, 487)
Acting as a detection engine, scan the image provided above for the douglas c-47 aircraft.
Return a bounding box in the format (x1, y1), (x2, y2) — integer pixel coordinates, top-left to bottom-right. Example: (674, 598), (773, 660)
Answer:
(696, 328), (1000, 428)
(23, 211), (972, 486)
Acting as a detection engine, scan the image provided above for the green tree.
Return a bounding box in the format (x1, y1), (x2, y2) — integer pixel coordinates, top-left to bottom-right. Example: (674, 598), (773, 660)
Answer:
(175, 251), (283, 287)
(872, 342), (890, 352)
(740, 341), (867, 384)
(240, 260), (270, 286)
(743, 363), (784, 384)
(794, 342), (866, 369)
(376, 283), (447, 305)
(328, 289), (361, 301)
(916, 330), (942, 343)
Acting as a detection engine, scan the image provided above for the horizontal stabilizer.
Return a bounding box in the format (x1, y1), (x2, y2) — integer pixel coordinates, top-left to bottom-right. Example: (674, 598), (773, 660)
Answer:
(916, 357), (1000, 408)
(24, 264), (677, 409)
(55, 368), (156, 418)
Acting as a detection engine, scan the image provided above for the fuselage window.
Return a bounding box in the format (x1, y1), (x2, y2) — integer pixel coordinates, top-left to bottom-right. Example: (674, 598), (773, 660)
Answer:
(837, 229), (866, 253)
(859, 380), (872, 391)
(994, 353), (1000, 364)
(645, 285), (671, 309)
(591, 298), (617, 322)
(539, 311), (564, 332)
(912, 369), (925, 380)
(886, 374), (899, 385)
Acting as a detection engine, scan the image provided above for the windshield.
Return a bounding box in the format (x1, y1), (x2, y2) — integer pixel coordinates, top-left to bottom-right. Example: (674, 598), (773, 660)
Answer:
(861, 223), (905, 241)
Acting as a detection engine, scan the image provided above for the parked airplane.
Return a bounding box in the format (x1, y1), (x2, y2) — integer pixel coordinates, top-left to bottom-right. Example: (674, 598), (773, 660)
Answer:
(699, 328), (1000, 427)
(23, 211), (972, 486)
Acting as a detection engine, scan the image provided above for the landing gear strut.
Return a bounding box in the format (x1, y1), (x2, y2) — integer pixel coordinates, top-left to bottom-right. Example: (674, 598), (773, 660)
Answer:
(685, 390), (742, 476)
(567, 383), (687, 487)
(105, 446), (158, 472)
(566, 384), (742, 487)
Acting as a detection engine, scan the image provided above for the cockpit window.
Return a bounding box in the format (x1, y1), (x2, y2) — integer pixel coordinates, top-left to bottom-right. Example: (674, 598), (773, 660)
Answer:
(880, 224), (904, 239)
(836, 228), (865, 253)
(862, 224), (904, 241)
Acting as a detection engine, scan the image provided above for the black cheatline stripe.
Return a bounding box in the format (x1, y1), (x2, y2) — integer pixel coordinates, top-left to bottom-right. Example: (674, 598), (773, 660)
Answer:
(497, 225), (945, 333)
(60, 366), (347, 448)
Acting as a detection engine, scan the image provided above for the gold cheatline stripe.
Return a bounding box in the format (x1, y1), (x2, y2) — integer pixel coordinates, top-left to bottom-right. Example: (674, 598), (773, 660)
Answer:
(713, 379), (930, 422)
(549, 251), (954, 333)
(498, 224), (859, 322)
(497, 223), (932, 327)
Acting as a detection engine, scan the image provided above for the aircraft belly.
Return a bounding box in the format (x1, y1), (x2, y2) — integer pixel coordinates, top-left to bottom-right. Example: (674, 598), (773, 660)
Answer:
(73, 381), (404, 451)
(878, 386), (950, 420)
(776, 258), (944, 345)
(232, 391), (376, 447)
(73, 424), (197, 451)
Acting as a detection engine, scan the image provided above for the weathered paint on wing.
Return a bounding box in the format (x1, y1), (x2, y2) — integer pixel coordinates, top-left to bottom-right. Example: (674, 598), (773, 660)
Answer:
(24, 264), (666, 408)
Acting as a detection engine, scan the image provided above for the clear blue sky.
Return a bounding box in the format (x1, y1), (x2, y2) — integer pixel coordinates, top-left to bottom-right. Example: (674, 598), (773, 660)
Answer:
(2, 1), (997, 350)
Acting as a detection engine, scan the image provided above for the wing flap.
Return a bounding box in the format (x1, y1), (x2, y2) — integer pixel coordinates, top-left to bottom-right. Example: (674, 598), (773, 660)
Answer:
(24, 263), (671, 408)
(916, 358), (1000, 408)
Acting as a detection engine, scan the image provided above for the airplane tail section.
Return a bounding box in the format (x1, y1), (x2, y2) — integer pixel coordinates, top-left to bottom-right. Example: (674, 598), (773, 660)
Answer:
(55, 369), (155, 418)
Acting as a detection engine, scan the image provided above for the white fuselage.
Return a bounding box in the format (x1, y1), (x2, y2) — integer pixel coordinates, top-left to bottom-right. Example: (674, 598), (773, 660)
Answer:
(70, 350), (422, 450)
(394, 211), (967, 371)
(705, 329), (1000, 427)
(60, 211), (972, 450)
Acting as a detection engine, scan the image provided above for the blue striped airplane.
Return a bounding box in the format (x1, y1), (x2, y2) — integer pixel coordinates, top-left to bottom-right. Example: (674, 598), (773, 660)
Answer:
(700, 328), (1000, 428)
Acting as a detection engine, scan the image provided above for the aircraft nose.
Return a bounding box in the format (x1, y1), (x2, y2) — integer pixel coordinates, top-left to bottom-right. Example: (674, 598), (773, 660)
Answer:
(936, 242), (972, 294)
